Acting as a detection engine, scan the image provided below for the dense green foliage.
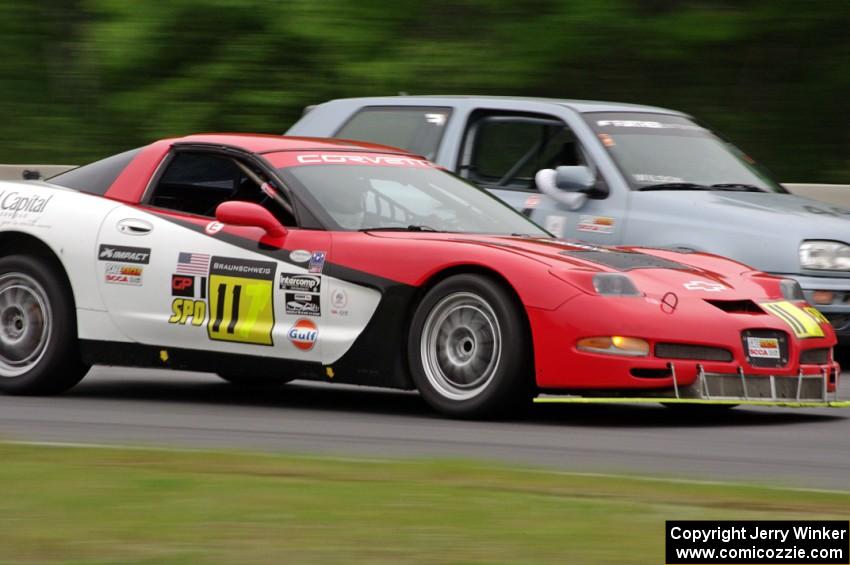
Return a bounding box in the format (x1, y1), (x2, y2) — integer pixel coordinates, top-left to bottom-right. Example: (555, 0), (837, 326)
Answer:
(0, 0), (847, 181)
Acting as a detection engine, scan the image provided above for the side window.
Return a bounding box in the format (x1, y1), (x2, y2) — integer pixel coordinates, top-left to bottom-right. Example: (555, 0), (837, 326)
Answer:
(462, 114), (584, 191)
(335, 106), (451, 160)
(148, 152), (295, 224)
(48, 148), (141, 195)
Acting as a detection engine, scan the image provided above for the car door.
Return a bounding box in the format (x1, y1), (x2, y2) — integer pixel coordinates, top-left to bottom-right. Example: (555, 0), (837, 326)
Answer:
(457, 111), (627, 244)
(95, 148), (331, 363)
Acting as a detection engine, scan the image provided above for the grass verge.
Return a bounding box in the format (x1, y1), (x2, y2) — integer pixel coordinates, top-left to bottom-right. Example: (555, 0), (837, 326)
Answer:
(0, 442), (848, 564)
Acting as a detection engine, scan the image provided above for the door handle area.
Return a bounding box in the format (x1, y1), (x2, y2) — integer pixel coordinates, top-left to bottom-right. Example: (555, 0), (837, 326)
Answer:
(117, 218), (153, 235)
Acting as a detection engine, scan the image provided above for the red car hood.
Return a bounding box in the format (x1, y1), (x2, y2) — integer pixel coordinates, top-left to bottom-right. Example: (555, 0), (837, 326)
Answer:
(365, 232), (770, 300)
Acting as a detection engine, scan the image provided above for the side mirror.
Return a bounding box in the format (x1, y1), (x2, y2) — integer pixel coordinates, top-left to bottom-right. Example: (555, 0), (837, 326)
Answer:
(554, 165), (595, 192)
(215, 201), (287, 239)
(535, 169), (588, 211)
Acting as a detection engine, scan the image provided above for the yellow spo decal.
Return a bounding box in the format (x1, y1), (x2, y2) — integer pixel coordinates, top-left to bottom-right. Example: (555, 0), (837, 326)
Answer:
(207, 257), (276, 346)
(169, 298), (206, 326)
(761, 301), (824, 338)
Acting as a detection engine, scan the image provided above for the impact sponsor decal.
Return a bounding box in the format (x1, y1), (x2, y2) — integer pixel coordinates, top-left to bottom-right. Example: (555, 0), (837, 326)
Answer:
(207, 257), (276, 345)
(761, 301), (825, 339)
(747, 337), (780, 359)
(683, 280), (725, 292)
(577, 215), (615, 234)
(288, 318), (318, 351)
(104, 263), (143, 286)
(308, 251), (326, 274)
(330, 288), (349, 317)
(280, 273), (321, 293)
(285, 292), (320, 316)
(98, 244), (151, 264)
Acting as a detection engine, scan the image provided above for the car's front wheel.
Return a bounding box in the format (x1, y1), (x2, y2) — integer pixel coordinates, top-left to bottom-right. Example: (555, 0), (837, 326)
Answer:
(408, 274), (532, 418)
(0, 255), (89, 395)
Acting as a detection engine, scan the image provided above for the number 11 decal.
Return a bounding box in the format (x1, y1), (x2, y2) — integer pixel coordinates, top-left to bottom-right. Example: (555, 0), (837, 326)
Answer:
(207, 257), (276, 345)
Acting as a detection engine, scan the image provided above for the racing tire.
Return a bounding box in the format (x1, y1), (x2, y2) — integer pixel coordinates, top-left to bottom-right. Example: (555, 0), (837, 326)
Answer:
(408, 274), (533, 418)
(0, 255), (89, 395)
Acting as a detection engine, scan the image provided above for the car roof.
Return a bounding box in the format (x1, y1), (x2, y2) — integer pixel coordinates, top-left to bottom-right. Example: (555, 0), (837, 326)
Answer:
(170, 133), (417, 155)
(310, 95), (686, 116)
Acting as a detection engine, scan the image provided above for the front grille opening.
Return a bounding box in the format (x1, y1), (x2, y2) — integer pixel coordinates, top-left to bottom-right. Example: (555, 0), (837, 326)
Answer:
(655, 343), (734, 362)
(704, 299), (764, 314)
(630, 368), (672, 379)
(800, 348), (830, 365)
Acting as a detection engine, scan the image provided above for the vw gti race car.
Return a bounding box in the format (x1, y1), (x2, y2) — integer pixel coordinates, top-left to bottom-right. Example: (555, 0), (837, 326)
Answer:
(0, 134), (843, 417)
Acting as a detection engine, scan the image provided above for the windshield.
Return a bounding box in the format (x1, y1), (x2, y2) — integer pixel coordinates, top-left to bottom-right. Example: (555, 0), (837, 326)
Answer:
(270, 153), (549, 235)
(584, 112), (786, 193)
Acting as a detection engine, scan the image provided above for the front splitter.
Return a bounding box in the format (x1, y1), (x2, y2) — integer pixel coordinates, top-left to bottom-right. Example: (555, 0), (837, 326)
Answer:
(533, 396), (850, 408)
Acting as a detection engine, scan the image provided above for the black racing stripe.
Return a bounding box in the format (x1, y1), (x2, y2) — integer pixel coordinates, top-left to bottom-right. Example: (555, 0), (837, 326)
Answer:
(559, 249), (691, 271)
(146, 210), (406, 291)
(764, 304), (805, 335)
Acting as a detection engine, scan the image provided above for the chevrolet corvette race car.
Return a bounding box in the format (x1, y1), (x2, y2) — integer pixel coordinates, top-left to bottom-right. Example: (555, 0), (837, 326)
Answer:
(0, 134), (843, 417)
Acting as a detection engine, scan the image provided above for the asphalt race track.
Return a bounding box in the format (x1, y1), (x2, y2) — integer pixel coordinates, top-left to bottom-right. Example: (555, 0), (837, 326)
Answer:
(1, 367), (849, 490)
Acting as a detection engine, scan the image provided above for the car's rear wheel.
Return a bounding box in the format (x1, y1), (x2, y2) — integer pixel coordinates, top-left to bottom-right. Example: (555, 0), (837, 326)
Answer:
(0, 255), (89, 395)
(408, 274), (532, 418)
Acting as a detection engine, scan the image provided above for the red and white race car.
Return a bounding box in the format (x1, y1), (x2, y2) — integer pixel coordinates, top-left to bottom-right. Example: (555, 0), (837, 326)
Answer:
(0, 134), (842, 417)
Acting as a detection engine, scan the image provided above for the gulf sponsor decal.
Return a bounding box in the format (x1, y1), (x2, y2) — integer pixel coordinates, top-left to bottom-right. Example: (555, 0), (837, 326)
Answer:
(288, 318), (318, 351)
(269, 152), (437, 169)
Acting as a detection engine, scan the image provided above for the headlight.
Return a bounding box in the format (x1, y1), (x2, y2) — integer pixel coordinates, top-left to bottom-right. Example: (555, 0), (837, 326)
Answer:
(577, 336), (650, 357)
(592, 273), (640, 296)
(779, 279), (804, 301)
(799, 241), (850, 271)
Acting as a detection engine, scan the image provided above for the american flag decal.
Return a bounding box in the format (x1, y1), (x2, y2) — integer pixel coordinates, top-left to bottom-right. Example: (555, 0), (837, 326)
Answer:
(176, 252), (210, 275)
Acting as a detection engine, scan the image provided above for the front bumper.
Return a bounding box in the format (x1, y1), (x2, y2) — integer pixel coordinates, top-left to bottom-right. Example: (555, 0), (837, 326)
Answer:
(535, 365), (849, 408)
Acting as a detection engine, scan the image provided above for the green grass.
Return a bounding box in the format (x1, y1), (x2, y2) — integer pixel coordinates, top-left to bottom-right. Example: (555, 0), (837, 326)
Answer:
(0, 443), (848, 564)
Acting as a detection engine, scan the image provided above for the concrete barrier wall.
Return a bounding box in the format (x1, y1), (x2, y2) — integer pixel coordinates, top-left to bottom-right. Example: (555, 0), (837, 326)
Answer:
(0, 165), (75, 181)
(784, 183), (850, 208)
(1, 164), (848, 207)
